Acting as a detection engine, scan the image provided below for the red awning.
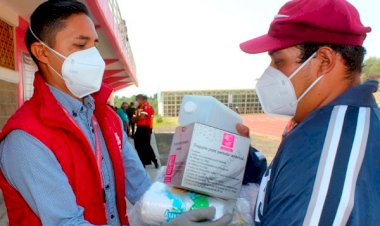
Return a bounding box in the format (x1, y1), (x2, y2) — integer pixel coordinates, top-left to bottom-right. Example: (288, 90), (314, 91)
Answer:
(85, 0), (137, 91)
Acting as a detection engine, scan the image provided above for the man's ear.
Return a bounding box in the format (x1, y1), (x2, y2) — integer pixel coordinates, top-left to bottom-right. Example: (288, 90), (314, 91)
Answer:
(30, 42), (49, 65)
(315, 46), (336, 76)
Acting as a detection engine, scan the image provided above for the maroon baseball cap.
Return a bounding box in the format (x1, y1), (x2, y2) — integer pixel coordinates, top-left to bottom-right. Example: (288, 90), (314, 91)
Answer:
(240, 0), (371, 54)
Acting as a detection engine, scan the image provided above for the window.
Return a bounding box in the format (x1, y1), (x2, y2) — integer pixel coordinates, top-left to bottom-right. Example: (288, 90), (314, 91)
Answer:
(22, 53), (36, 101)
(0, 19), (15, 70)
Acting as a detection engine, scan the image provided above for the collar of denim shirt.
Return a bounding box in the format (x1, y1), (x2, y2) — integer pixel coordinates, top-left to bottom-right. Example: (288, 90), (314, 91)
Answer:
(46, 83), (95, 118)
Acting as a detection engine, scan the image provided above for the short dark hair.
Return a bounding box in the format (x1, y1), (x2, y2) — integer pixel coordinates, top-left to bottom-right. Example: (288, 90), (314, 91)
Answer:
(130, 102), (135, 106)
(297, 43), (367, 76)
(25, 0), (89, 64)
(136, 94), (148, 101)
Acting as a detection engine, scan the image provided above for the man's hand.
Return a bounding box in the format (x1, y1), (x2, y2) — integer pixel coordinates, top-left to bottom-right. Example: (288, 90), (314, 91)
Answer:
(236, 123), (250, 138)
(163, 207), (233, 226)
(133, 110), (148, 122)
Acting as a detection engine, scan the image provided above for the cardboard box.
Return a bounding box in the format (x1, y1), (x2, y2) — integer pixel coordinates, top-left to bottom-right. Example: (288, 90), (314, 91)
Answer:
(164, 123), (250, 200)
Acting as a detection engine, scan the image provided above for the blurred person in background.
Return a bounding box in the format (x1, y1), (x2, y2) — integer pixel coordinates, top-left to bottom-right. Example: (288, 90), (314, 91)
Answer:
(133, 94), (159, 169)
(117, 102), (131, 136)
(127, 101), (136, 137)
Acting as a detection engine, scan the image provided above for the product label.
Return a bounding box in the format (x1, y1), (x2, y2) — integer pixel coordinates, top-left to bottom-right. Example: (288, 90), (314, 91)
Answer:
(165, 210), (182, 222)
(164, 190), (185, 222)
(164, 154), (177, 183)
(165, 131), (191, 184)
(189, 192), (210, 210)
(166, 154), (176, 174)
(164, 177), (172, 183)
(164, 188), (210, 223)
(220, 132), (235, 152)
(181, 124), (250, 199)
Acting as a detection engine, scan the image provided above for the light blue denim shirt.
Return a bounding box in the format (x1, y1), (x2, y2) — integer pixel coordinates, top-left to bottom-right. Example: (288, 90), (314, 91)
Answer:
(0, 85), (151, 225)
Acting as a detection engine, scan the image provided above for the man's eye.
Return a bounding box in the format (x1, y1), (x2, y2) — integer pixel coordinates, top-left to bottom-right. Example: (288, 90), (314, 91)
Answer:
(274, 59), (284, 67)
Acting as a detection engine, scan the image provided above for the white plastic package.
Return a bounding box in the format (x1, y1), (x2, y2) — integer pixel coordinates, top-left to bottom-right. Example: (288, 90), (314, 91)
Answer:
(128, 171), (260, 226)
(178, 95), (243, 134)
(232, 183), (260, 225)
(139, 182), (235, 225)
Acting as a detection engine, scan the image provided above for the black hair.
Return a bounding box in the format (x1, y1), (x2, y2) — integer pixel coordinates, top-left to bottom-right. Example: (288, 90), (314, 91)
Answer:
(130, 102), (135, 106)
(25, 0), (89, 64)
(297, 43), (366, 76)
(136, 94), (148, 101)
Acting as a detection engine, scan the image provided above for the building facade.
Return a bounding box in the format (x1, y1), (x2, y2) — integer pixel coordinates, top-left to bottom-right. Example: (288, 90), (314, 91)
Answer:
(158, 89), (262, 116)
(0, 0), (137, 129)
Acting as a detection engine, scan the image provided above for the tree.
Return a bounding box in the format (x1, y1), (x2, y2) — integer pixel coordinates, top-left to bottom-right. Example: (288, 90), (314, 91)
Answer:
(114, 95), (135, 108)
(362, 57), (380, 81)
(114, 94), (158, 114)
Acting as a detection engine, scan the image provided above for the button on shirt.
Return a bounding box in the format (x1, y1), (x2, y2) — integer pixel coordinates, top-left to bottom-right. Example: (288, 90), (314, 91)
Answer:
(0, 85), (151, 225)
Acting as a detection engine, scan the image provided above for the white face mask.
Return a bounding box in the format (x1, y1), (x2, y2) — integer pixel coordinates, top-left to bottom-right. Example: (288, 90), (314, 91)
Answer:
(256, 52), (323, 116)
(29, 27), (106, 98)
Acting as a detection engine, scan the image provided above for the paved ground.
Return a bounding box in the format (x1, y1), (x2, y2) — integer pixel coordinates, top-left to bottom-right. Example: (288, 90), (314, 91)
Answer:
(154, 133), (173, 166)
(128, 136), (163, 180)
(242, 114), (290, 139)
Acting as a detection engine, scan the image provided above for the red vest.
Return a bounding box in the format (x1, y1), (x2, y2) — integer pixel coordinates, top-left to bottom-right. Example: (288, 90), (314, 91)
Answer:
(0, 72), (129, 225)
(136, 102), (154, 128)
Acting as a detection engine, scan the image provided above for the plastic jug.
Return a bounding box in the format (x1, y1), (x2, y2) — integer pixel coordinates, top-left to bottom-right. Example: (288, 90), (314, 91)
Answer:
(178, 95), (243, 134)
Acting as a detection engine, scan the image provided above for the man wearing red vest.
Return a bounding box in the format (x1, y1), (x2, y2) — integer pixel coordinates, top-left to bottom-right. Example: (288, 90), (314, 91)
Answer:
(0, 1), (150, 225)
(133, 94), (159, 168)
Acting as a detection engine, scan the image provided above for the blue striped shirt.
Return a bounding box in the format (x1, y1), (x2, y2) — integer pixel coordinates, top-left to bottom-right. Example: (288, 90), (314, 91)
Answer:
(253, 81), (380, 226)
(0, 85), (151, 225)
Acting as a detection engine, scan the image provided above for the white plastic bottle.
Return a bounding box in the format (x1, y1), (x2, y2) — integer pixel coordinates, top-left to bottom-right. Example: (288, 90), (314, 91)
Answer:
(178, 95), (243, 134)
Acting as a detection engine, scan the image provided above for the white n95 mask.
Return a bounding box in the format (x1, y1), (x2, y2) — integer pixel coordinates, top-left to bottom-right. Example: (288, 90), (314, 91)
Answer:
(29, 27), (106, 98)
(256, 52), (322, 116)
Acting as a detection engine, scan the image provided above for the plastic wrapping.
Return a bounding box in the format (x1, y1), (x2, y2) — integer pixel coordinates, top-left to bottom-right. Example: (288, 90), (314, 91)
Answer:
(232, 183), (259, 225)
(130, 182), (260, 226)
(139, 182), (235, 225)
(128, 167), (259, 226)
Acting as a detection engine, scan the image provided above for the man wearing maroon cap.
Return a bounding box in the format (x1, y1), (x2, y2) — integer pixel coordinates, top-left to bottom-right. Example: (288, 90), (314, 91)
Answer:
(239, 0), (380, 225)
(163, 0), (378, 225)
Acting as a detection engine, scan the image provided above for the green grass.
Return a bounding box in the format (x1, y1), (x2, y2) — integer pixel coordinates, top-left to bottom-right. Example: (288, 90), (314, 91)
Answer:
(154, 116), (179, 129)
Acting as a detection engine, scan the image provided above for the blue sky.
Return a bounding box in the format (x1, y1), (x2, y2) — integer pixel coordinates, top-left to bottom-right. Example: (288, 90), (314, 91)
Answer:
(116, 0), (380, 97)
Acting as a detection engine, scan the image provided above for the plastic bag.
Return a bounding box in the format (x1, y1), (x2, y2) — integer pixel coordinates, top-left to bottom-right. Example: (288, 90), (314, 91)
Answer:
(128, 169), (259, 226)
(238, 183), (259, 222)
(138, 182), (235, 225)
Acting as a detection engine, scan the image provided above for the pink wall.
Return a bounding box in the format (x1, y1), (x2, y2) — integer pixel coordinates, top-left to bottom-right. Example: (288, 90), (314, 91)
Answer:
(15, 16), (29, 107)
